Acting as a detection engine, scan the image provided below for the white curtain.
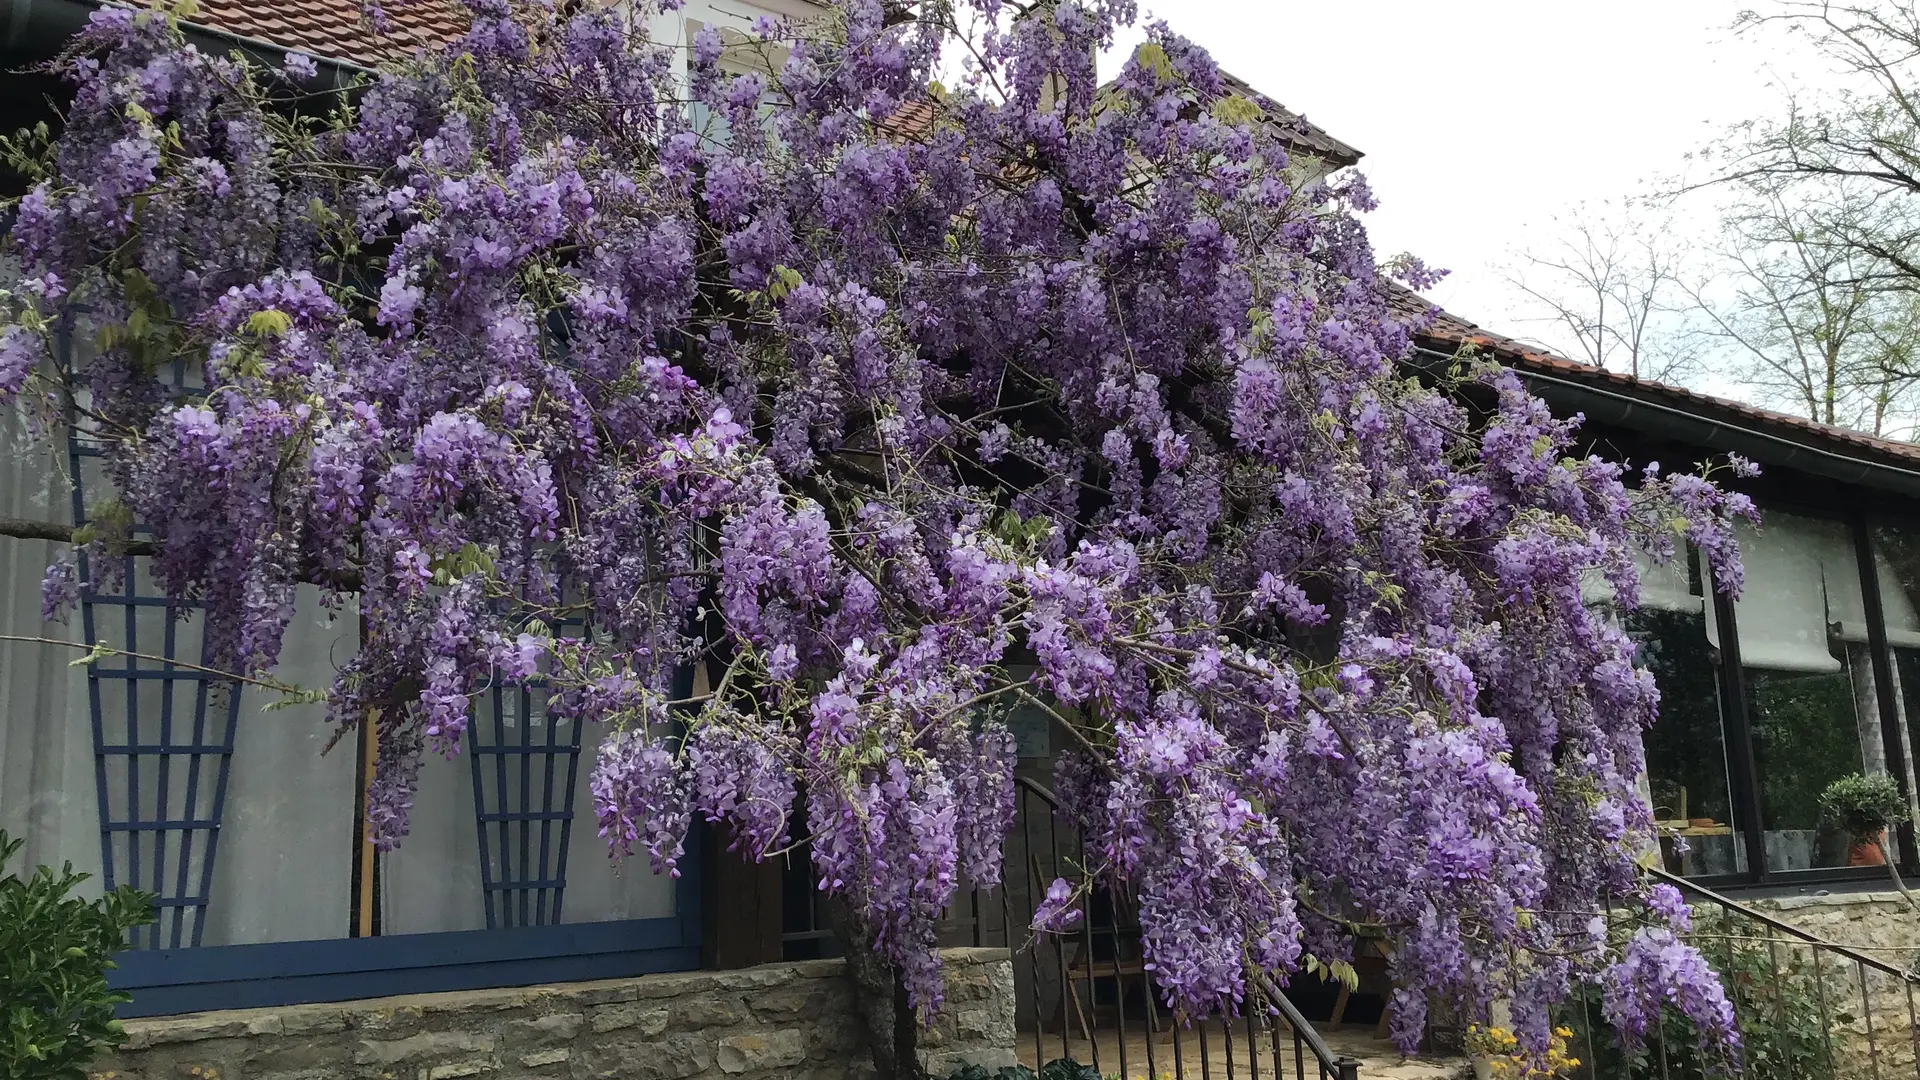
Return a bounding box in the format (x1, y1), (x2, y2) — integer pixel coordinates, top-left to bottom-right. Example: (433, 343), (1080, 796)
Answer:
(200, 590), (356, 946)
(0, 401), (355, 942)
(381, 685), (676, 934)
(1709, 512), (1854, 673)
(1581, 547), (1702, 614)
(1828, 550), (1920, 650)
(3, 408), (674, 940)
(0, 407), (102, 885)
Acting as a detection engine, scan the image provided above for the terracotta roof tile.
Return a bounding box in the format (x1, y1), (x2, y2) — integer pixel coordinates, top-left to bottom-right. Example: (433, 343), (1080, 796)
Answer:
(1385, 282), (1920, 468)
(187, 0), (469, 67)
(1216, 69), (1362, 168)
(873, 73), (1364, 170)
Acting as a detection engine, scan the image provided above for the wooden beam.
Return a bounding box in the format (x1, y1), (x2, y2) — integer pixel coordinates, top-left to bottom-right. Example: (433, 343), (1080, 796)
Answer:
(352, 709), (379, 938)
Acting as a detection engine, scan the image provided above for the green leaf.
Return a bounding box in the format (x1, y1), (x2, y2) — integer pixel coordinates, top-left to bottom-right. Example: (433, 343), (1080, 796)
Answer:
(1326, 959), (1360, 992)
(1132, 42), (1174, 85)
(765, 265), (804, 302)
(67, 640), (113, 669)
(244, 309), (294, 338)
(1210, 95), (1262, 126)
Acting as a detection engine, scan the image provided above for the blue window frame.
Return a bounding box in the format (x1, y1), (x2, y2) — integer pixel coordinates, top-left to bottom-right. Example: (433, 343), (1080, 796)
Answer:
(110, 859), (703, 1016)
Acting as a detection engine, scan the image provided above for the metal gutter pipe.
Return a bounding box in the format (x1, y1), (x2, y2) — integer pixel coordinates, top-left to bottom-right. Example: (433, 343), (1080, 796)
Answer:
(1411, 346), (1920, 498)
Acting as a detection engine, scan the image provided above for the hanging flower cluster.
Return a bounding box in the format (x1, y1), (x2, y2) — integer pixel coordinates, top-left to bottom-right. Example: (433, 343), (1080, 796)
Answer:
(0, 0), (1752, 1054)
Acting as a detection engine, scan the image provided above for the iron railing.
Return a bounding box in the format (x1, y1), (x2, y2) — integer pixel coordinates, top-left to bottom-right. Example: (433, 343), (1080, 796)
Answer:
(1562, 865), (1920, 1080)
(783, 776), (1363, 1079)
(993, 776), (1359, 1080)
(778, 771), (1920, 1080)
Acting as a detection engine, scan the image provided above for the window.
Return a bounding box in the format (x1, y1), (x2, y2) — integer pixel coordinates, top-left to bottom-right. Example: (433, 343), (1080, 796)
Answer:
(675, 5), (793, 150)
(1622, 551), (1745, 877)
(1868, 522), (1920, 835)
(1629, 502), (1920, 884)
(1718, 511), (1882, 872)
(0, 310), (700, 1017)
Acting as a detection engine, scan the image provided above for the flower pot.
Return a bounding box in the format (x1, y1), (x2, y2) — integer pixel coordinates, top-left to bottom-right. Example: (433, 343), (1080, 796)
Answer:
(1471, 1057), (1494, 1080)
(1850, 830), (1888, 866)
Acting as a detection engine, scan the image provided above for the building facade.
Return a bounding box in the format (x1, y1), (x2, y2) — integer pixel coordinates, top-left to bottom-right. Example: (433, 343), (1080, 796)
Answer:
(5, 0), (1920, 1052)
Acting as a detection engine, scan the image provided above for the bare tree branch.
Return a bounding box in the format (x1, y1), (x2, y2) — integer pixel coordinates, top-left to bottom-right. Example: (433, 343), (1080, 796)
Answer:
(0, 516), (156, 555)
(1499, 201), (1701, 383)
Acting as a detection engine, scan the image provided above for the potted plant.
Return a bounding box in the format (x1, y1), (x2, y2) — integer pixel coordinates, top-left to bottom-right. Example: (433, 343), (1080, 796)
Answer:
(1820, 773), (1918, 909)
(1820, 773), (1909, 865)
(1464, 1023), (1512, 1080)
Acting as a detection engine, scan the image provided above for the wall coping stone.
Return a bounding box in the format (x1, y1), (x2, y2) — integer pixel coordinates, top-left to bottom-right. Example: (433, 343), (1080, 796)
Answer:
(123, 947), (1013, 1040)
(1748, 891), (1910, 912)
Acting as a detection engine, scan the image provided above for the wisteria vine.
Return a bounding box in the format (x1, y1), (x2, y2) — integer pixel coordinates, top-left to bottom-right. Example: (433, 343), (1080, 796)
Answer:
(0, 0), (1750, 1063)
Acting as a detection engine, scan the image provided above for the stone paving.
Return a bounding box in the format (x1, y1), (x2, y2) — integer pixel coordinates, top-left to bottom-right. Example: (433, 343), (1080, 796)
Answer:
(1015, 1021), (1470, 1080)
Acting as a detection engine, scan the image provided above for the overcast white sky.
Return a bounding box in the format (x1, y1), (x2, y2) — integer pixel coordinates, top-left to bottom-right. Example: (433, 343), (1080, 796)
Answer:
(1098, 0), (1794, 351)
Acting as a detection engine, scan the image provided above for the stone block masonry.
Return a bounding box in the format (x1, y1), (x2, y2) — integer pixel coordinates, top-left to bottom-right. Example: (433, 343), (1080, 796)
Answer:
(91, 948), (1016, 1080)
(1745, 891), (1920, 1078)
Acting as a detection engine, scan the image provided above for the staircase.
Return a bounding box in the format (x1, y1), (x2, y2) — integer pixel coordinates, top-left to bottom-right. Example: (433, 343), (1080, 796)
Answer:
(799, 773), (1920, 1079)
(981, 778), (1385, 1080)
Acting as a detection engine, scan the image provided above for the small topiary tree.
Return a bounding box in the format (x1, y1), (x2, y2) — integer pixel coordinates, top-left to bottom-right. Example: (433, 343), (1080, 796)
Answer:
(0, 831), (154, 1080)
(1820, 772), (1915, 906)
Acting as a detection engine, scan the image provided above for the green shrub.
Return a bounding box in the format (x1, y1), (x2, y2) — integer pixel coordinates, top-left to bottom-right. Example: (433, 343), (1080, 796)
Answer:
(0, 830), (153, 1080)
(1563, 925), (1833, 1080)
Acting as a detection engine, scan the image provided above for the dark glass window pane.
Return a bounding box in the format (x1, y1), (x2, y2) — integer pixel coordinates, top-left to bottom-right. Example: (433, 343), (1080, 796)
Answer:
(1731, 511), (1884, 872)
(1870, 523), (1920, 843)
(1746, 668), (1866, 869)
(1629, 607), (1744, 877)
(1628, 607), (1751, 876)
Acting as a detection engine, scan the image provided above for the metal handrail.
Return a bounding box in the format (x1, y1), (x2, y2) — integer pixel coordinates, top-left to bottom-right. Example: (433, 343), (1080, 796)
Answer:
(1258, 972), (1362, 1080)
(1017, 774), (1361, 1079)
(777, 774), (1365, 1076)
(1013, 774), (1060, 804)
(1649, 865), (1920, 981)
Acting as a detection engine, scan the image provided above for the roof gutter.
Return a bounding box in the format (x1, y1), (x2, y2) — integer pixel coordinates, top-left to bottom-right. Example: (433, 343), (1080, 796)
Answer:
(1411, 346), (1920, 499)
(4, 0), (370, 86)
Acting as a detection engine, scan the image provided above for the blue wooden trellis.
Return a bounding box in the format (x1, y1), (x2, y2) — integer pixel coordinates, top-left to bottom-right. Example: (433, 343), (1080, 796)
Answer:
(64, 316), (241, 951)
(40, 303), (703, 1016)
(468, 624), (589, 929)
(467, 619), (695, 929)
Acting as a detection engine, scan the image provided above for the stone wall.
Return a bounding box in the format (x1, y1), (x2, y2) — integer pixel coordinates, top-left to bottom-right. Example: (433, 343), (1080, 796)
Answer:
(1742, 890), (1919, 1076)
(92, 948), (1016, 1080)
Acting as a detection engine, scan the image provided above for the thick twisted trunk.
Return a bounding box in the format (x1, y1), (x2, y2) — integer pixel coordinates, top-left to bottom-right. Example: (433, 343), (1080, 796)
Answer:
(828, 896), (926, 1080)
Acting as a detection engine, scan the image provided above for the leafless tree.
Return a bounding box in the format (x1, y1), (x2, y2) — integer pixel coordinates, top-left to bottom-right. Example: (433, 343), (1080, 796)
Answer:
(1499, 202), (1701, 382)
(1681, 183), (1920, 436)
(1712, 1), (1920, 293)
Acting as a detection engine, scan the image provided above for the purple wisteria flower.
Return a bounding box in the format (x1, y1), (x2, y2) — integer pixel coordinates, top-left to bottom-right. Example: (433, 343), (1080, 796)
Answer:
(1031, 878), (1084, 934)
(282, 51), (317, 81)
